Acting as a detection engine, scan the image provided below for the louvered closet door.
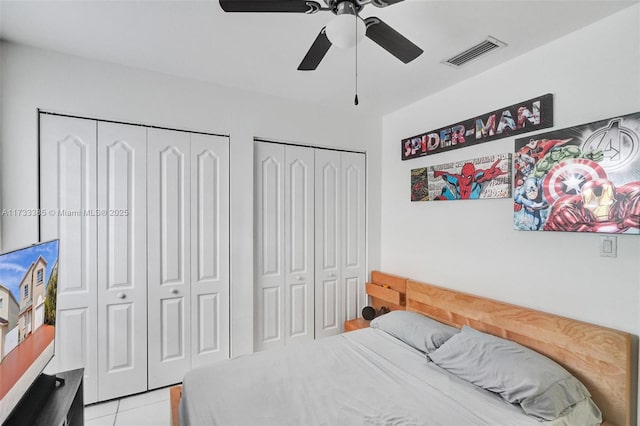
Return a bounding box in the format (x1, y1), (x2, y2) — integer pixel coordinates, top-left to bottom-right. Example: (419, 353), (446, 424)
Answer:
(190, 134), (230, 369)
(341, 152), (366, 322)
(254, 142), (285, 351)
(147, 128), (191, 389)
(96, 122), (147, 400)
(314, 150), (342, 339)
(40, 114), (99, 403)
(284, 146), (314, 345)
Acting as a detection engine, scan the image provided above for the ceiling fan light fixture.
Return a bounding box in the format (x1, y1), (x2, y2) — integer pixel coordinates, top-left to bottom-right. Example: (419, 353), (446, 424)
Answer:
(325, 3), (365, 48)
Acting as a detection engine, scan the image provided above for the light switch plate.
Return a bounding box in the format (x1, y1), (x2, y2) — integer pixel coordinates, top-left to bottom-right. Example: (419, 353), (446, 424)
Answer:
(600, 236), (617, 258)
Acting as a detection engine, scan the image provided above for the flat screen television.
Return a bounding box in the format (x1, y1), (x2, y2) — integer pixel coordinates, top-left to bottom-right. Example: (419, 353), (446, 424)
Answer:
(0, 240), (59, 424)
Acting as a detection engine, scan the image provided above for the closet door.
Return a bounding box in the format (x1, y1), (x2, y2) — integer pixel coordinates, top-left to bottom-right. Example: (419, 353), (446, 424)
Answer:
(96, 122), (147, 400)
(147, 128), (191, 389)
(254, 142), (285, 351)
(284, 146), (314, 345)
(40, 114), (99, 403)
(341, 152), (366, 321)
(314, 150), (342, 339)
(190, 134), (230, 368)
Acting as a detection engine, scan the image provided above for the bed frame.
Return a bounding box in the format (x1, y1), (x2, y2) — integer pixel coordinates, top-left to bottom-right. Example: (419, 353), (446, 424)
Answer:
(404, 276), (633, 426)
(170, 271), (634, 426)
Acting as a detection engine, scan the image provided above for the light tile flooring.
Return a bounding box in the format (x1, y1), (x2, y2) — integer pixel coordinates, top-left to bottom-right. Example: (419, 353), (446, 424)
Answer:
(84, 387), (172, 426)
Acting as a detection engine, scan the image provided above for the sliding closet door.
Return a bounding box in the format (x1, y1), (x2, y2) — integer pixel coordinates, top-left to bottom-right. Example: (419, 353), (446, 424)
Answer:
(284, 146), (315, 346)
(254, 143), (285, 351)
(40, 114), (99, 403)
(96, 122), (148, 400)
(147, 128), (191, 389)
(190, 134), (230, 369)
(341, 152), (366, 321)
(314, 150), (342, 339)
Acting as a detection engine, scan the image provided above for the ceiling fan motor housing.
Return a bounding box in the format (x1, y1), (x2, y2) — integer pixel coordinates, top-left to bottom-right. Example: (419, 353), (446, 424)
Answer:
(325, 0), (363, 15)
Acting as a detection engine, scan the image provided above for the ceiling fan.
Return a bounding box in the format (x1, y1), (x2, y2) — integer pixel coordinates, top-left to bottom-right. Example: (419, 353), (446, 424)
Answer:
(219, 0), (423, 71)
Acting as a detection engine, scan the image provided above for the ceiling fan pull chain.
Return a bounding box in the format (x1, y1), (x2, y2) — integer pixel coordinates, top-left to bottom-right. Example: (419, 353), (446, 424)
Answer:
(354, 14), (359, 106)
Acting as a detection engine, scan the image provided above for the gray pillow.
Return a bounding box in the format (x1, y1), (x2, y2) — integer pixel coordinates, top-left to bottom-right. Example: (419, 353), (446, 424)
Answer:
(370, 310), (459, 353)
(427, 326), (592, 421)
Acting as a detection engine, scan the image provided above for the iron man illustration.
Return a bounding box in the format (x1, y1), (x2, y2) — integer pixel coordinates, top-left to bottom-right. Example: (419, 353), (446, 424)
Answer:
(543, 179), (640, 233)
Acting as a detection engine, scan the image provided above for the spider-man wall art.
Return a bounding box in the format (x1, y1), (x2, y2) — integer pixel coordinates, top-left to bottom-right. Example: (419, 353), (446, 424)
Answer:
(427, 153), (512, 201)
(513, 112), (640, 234)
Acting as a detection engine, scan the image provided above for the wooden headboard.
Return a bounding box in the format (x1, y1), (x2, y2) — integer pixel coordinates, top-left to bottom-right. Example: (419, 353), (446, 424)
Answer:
(405, 278), (632, 426)
(367, 271), (407, 311)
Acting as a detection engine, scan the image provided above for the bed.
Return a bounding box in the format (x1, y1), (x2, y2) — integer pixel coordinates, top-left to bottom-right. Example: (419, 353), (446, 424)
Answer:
(176, 272), (633, 426)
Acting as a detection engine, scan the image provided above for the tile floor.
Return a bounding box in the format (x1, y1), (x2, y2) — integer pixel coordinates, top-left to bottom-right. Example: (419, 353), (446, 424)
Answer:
(84, 387), (172, 426)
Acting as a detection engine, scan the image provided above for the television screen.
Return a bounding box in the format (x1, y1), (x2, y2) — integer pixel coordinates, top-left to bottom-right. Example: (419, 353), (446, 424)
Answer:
(0, 240), (59, 423)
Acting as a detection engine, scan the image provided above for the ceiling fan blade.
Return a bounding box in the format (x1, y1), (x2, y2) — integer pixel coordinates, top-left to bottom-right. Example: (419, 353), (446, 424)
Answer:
(370, 0), (404, 8)
(298, 28), (332, 71)
(219, 0), (322, 13)
(364, 17), (423, 64)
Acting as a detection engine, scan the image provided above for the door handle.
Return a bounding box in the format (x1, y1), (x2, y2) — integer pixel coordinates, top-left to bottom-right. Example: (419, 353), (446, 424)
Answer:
(328, 273), (335, 278)
(296, 276), (304, 281)
(116, 292), (126, 299)
(171, 288), (179, 295)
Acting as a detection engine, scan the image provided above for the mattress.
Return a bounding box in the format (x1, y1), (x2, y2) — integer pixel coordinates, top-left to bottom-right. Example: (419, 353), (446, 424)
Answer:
(180, 328), (600, 425)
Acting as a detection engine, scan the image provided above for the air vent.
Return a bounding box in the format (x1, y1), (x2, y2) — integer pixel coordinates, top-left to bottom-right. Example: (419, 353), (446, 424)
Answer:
(442, 36), (506, 68)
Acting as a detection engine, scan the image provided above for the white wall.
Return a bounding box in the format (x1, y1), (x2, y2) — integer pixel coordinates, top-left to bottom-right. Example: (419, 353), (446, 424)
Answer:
(382, 4), (640, 421)
(0, 41), (382, 357)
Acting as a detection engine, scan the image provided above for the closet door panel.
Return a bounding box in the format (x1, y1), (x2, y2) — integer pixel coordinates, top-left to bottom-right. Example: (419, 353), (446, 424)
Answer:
(190, 133), (230, 368)
(96, 122), (147, 400)
(314, 150), (342, 339)
(284, 146), (314, 344)
(254, 143), (285, 351)
(40, 114), (99, 403)
(341, 152), (366, 320)
(344, 277), (360, 320)
(147, 128), (190, 389)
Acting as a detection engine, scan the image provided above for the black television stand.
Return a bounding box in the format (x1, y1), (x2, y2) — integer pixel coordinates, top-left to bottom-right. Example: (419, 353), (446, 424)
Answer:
(4, 368), (84, 426)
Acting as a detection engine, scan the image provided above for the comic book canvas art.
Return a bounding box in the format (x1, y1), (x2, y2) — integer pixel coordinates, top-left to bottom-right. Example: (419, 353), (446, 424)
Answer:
(428, 153), (512, 201)
(411, 168), (429, 201)
(513, 112), (640, 233)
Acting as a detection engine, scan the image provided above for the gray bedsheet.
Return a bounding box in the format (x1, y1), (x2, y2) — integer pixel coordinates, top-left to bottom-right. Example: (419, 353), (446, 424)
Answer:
(180, 328), (600, 426)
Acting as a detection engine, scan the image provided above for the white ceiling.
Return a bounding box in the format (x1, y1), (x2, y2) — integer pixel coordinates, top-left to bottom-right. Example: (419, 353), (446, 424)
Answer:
(0, 0), (636, 117)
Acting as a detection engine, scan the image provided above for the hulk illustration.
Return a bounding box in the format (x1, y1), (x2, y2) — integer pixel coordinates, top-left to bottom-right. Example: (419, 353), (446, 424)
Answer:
(532, 143), (604, 179)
